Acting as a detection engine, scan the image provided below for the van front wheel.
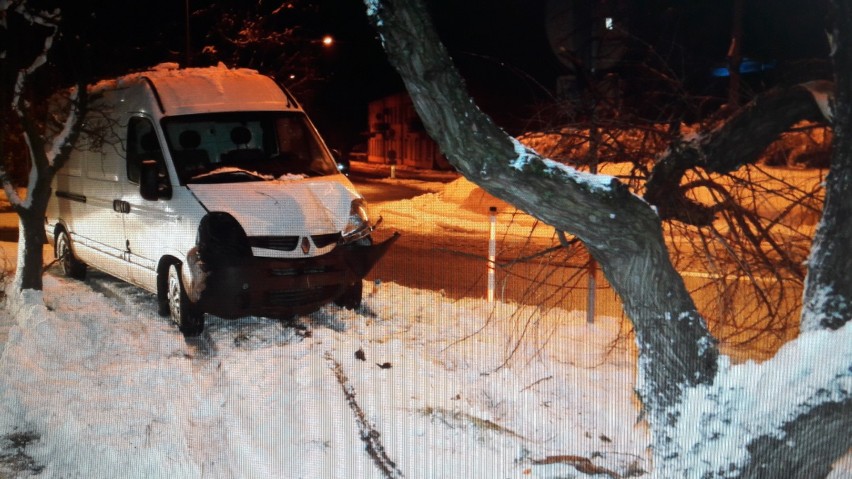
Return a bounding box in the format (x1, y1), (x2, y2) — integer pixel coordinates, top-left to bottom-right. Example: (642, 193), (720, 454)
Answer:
(55, 229), (86, 279)
(167, 263), (205, 336)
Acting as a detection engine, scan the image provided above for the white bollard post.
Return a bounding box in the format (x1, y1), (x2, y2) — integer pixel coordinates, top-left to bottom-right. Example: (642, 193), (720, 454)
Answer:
(488, 206), (497, 302)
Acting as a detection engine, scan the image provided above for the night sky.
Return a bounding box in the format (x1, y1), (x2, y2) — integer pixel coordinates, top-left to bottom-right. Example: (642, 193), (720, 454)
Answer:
(314, 0), (829, 144)
(13, 0), (832, 150)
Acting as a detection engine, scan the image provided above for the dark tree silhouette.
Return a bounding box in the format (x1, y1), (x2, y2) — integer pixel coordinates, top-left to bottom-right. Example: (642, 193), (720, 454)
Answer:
(0, 2), (88, 291)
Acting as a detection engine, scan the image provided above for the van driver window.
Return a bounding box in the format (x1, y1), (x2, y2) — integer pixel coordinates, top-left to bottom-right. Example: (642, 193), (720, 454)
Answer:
(127, 117), (165, 183)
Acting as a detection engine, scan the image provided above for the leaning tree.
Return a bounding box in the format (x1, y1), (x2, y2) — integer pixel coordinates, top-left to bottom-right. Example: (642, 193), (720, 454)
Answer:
(363, 0), (851, 477)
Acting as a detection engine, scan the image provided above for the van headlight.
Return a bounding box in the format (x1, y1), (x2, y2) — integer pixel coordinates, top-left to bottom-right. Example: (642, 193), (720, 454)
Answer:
(341, 198), (373, 243)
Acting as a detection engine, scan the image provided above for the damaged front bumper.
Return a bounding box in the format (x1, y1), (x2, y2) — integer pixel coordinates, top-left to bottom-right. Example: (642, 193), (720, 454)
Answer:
(190, 233), (398, 319)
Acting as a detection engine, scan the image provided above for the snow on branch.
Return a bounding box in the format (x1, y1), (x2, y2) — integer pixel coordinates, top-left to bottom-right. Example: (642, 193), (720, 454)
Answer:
(802, 80), (835, 122)
(10, 1), (60, 27)
(44, 87), (79, 167)
(364, 0), (381, 19)
(12, 22), (58, 115)
(5, 1), (63, 209)
(509, 138), (616, 193)
(0, 167), (24, 206)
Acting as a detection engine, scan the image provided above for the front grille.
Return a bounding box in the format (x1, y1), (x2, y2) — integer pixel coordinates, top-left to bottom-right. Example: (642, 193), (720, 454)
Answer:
(249, 236), (299, 251)
(265, 285), (339, 307)
(269, 264), (332, 276)
(312, 233), (342, 248)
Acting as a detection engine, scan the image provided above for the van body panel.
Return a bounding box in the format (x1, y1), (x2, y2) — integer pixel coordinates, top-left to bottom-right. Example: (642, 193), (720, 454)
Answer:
(45, 64), (394, 324)
(122, 186), (205, 290)
(145, 66), (295, 115)
(188, 176), (361, 257)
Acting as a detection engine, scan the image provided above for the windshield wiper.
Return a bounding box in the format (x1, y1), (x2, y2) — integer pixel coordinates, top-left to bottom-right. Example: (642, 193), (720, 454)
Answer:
(188, 167), (270, 184)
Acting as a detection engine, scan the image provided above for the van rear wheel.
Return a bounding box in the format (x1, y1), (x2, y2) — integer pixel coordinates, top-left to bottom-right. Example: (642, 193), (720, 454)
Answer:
(167, 263), (205, 336)
(55, 229), (86, 279)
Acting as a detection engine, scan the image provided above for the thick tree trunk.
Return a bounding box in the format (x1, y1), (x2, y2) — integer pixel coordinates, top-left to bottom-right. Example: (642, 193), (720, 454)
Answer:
(365, 0), (851, 476)
(13, 167), (53, 291)
(363, 0), (718, 416)
(740, 400), (852, 479)
(11, 76), (85, 292)
(16, 209), (46, 291)
(802, 0), (852, 331)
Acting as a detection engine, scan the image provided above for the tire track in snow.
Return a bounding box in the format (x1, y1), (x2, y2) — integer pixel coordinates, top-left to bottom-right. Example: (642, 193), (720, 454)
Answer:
(82, 270), (161, 315)
(183, 317), (314, 476)
(325, 352), (405, 479)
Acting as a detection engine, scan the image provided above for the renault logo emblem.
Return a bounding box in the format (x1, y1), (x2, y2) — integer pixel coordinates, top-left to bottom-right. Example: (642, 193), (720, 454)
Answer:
(301, 236), (311, 255)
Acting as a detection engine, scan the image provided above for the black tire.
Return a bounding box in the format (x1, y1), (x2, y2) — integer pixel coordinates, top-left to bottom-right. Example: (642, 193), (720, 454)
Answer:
(166, 262), (205, 336)
(335, 280), (363, 310)
(55, 229), (86, 279)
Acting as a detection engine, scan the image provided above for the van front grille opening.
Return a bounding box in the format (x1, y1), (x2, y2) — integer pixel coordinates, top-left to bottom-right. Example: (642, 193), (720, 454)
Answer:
(312, 233), (342, 248)
(265, 285), (339, 307)
(249, 236), (299, 251)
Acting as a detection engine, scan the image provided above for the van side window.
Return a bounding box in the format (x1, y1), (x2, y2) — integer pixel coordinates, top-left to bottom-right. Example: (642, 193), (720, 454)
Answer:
(127, 117), (165, 183)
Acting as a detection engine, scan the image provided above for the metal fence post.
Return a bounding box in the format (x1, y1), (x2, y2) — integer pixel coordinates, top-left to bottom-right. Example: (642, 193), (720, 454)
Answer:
(488, 206), (497, 302)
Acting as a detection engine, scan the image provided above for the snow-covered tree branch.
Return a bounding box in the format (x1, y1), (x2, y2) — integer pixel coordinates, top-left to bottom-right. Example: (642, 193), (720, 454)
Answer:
(801, 0), (852, 334)
(646, 82), (832, 226)
(364, 0), (851, 476)
(1, 0), (88, 290)
(363, 0), (717, 412)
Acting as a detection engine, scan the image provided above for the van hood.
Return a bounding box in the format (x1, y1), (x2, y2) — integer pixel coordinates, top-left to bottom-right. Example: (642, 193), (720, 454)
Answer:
(187, 178), (359, 237)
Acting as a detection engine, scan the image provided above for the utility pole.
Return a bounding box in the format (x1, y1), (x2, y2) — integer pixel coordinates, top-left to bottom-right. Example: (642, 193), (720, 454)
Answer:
(727, 0), (744, 108)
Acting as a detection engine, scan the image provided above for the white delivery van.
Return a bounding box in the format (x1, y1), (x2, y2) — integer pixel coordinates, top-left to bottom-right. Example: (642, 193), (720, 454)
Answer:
(45, 63), (397, 335)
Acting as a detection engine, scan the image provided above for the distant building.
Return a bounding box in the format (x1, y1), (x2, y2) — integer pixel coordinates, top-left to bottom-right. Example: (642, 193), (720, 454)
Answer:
(367, 93), (451, 170)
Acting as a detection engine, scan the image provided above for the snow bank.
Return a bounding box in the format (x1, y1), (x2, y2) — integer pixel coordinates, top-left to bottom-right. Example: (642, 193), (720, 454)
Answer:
(0, 273), (647, 478)
(660, 321), (852, 478)
(0, 282), (201, 478)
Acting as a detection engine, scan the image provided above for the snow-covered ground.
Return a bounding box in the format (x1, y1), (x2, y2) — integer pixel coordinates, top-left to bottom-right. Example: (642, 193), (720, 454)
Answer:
(0, 177), (849, 478)
(0, 272), (646, 478)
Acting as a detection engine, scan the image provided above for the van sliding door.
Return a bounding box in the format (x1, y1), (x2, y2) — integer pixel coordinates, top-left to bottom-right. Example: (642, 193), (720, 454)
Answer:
(77, 126), (130, 280)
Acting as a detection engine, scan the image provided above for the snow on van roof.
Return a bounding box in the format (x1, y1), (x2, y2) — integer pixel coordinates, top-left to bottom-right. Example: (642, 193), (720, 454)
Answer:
(94, 63), (296, 115)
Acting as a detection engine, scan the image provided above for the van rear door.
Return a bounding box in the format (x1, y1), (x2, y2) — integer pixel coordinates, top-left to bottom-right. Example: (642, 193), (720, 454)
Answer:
(52, 147), (85, 240)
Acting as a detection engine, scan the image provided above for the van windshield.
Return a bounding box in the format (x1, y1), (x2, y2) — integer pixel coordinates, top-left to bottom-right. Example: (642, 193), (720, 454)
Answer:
(161, 112), (339, 184)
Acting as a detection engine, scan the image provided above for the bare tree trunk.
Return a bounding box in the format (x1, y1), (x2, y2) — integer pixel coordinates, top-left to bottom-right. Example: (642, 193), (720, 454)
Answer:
(15, 204), (48, 291)
(362, 0), (719, 416)
(740, 401), (852, 479)
(10, 88), (86, 292)
(364, 0), (852, 475)
(2, 3), (88, 293)
(802, 0), (852, 331)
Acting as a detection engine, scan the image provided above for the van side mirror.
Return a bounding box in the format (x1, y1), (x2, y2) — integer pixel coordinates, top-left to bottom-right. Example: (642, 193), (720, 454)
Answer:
(140, 160), (172, 201)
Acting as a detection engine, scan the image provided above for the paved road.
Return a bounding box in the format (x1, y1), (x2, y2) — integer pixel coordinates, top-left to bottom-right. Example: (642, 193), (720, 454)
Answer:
(364, 227), (622, 315)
